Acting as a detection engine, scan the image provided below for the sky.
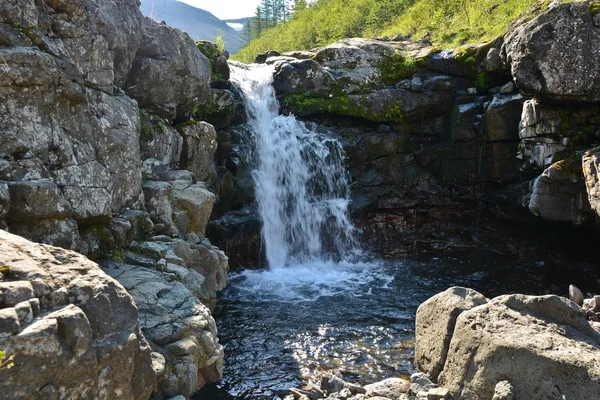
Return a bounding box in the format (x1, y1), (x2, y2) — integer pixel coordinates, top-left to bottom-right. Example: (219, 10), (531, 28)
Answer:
(179, 0), (262, 20)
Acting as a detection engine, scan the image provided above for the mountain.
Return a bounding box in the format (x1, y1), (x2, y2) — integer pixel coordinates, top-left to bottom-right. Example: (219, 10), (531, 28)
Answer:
(139, 0), (248, 54)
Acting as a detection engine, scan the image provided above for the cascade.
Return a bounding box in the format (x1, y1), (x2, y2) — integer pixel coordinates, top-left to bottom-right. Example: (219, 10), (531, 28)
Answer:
(230, 63), (358, 268)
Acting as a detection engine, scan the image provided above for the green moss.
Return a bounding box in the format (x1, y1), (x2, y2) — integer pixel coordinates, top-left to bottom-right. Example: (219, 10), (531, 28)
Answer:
(283, 91), (403, 124)
(590, 1), (600, 16)
(378, 50), (424, 86)
(0, 265), (11, 275)
(475, 73), (488, 92)
(196, 41), (227, 83)
(140, 113), (153, 142)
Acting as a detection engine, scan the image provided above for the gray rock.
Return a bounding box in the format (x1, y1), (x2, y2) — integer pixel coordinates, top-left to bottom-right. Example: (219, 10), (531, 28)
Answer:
(174, 183), (216, 237)
(437, 293), (600, 399)
(569, 284), (585, 306)
(125, 17), (211, 120)
(485, 94), (524, 142)
(492, 381), (514, 400)
(529, 159), (592, 225)
(409, 373), (436, 396)
(0, 281), (34, 307)
(415, 287), (488, 381)
(427, 387), (450, 400)
(140, 112), (183, 168)
(583, 147), (600, 225)
(504, 2), (600, 102)
(274, 59), (339, 96)
(180, 122), (218, 183)
(7, 180), (71, 222)
(0, 230), (156, 400)
(364, 378), (410, 398)
(0, 308), (20, 337)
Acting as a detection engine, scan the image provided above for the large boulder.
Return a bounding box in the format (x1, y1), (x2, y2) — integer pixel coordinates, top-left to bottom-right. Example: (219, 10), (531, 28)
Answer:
(0, 230), (156, 400)
(437, 293), (600, 399)
(503, 1), (600, 102)
(179, 122), (218, 183)
(125, 17), (211, 120)
(529, 157), (593, 225)
(415, 287), (488, 381)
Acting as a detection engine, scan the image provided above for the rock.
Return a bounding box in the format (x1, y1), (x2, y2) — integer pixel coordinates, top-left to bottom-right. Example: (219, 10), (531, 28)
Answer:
(179, 122), (218, 183)
(126, 17), (210, 120)
(200, 89), (237, 130)
(427, 387), (451, 400)
(410, 373), (436, 395)
(6, 180), (71, 222)
(102, 260), (224, 398)
(321, 374), (366, 395)
(569, 284), (585, 306)
(583, 296), (600, 313)
(529, 158), (593, 225)
(173, 183), (216, 237)
(274, 59), (339, 96)
(504, 2), (600, 102)
(255, 50), (281, 63)
(0, 281), (35, 307)
(583, 146), (600, 225)
(364, 378), (410, 398)
(140, 112), (183, 168)
(499, 82), (515, 94)
(491, 381), (514, 400)
(196, 40), (230, 87)
(485, 94), (524, 142)
(434, 293), (600, 399)
(415, 286), (488, 381)
(313, 38), (432, 91)
(0, 230), (155, 400)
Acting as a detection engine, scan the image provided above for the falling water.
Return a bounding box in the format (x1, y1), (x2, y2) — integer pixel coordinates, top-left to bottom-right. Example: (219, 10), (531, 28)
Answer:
(230, 63), (358, 269)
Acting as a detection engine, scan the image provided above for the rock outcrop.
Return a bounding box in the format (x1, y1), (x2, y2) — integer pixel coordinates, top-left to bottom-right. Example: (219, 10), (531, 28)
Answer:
(415, 287), (600, 400)
(503, 1), (600, 102)
(0, 230), (156, 400)
(0, 0), (233, 398)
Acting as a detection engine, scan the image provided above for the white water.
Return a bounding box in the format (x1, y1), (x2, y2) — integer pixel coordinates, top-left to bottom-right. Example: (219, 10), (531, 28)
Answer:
(231, 63), (359, 270)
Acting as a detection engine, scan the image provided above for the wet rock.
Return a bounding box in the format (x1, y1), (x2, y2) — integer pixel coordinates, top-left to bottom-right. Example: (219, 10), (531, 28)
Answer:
(504, 2), (600, 102)
(485, 94), (524, 142)
(415, 287), (488, 380)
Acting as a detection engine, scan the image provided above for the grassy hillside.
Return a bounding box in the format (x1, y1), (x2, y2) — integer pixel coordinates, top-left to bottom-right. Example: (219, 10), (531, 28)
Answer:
(233, 0), (555, 63)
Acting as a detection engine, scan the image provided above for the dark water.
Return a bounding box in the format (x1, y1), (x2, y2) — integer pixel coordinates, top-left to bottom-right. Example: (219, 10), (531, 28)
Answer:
(194, 251), (575, 400)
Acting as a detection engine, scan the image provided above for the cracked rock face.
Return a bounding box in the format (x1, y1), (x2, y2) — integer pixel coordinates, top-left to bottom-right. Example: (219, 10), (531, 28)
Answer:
(0, 229), (156, 400)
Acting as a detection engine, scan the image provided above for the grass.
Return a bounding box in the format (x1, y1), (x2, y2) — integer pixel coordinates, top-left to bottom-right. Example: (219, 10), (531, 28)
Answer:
(233, 0), (570, 63)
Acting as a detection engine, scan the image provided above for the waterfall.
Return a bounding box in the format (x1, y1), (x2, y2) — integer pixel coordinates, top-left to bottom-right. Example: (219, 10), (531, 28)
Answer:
(230, 63), (358, 269)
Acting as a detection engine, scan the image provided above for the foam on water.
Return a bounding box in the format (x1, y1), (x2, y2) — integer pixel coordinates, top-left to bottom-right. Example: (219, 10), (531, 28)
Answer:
(231, 259), (394, 303)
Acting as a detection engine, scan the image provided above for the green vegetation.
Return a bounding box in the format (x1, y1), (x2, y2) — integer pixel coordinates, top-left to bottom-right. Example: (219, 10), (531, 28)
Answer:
(0, 351), (14, 371)
(378, 51), (423, 85)
(234, 0), (565, 63)
(590, 1), (600, 15)
(196, 41), (226, 83)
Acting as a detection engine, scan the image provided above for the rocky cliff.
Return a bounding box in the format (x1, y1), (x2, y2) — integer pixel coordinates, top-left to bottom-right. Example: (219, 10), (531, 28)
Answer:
(0, 0), (236, 398)
(212, 1), (600, 264)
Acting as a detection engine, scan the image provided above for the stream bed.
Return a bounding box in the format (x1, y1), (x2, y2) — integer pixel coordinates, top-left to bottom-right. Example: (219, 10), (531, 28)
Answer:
(196, 251), (565, 399)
